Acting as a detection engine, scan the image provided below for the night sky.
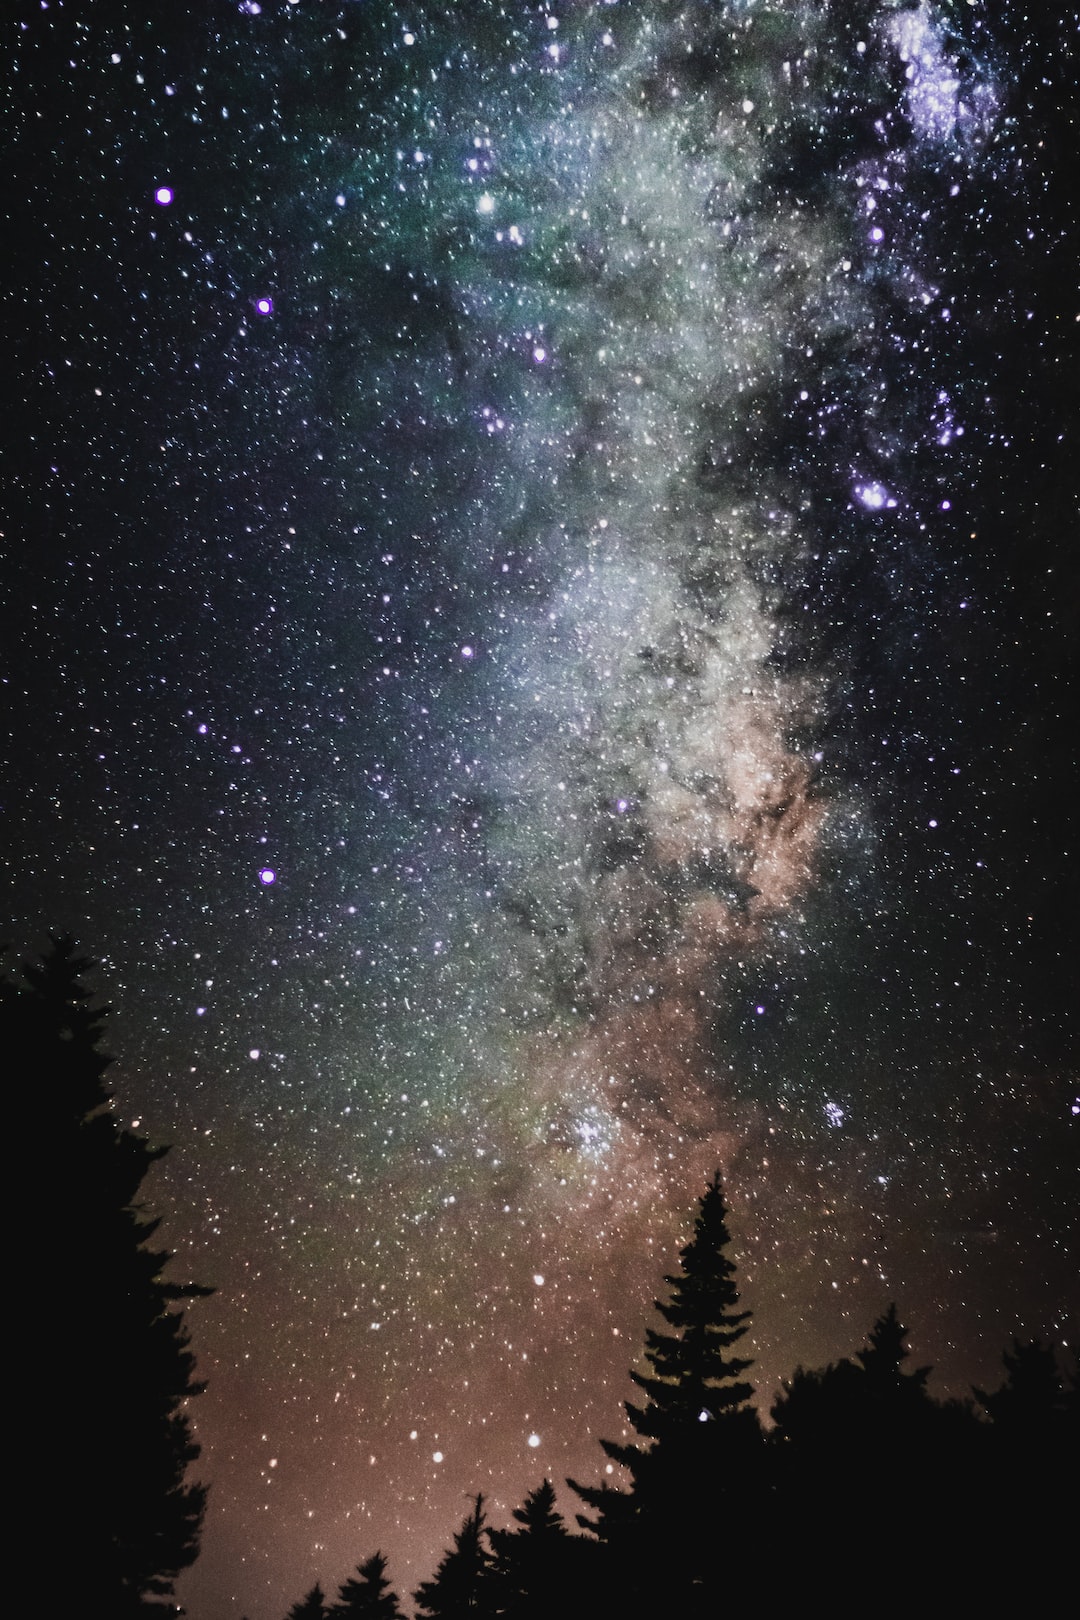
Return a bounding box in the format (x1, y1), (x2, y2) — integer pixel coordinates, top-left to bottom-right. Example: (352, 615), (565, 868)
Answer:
(4, 2), (1077, 1615)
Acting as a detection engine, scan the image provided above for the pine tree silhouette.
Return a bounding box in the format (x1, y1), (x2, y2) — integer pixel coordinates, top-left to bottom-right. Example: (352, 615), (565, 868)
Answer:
(975, 1339), (1076, 1435)
(570, 1172), (761, 1610)
(6, 938), (210, 1614)
(971, 1338), (1079, 1596)
(488, 1480), (589, 1618)
(286, 1583), (329, 1620)
(855, 1302), (931, 1401)
(413, 1495), (493, 1618)
(769, 1304), (967, 1604)
(771, 1302), (934, 1449)
(625, 1169), (754, 1434)
(331, 1552), (405, 1618)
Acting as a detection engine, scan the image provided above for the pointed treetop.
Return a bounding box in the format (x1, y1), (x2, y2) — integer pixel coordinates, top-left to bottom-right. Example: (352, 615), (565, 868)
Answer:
(510, 1478), (564, 1535)
(571, 1170), (758, 1534)
(413, 1495), (492, 1618)
(332, 1552), (405, 1619)
(626, 1168), (753, 1434)
(856, 1304), (931, 1392)
(489, 1477), (569, 1558)
(286, 1583), (328, 1620)
(975, 1339), (1076, 1431)
(659, 1169), (748, 1314)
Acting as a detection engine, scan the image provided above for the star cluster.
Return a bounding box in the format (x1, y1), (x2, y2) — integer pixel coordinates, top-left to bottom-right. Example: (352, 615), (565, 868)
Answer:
(4, 3), (1076, 1617)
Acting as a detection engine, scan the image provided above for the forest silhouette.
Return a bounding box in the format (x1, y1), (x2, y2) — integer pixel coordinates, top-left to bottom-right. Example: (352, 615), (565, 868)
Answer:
(8, 941), (1074, 1618)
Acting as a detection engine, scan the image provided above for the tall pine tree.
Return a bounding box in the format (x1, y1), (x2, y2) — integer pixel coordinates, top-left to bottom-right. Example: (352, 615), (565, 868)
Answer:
(570, 1172), (761, 1608)
(7, 938), (209, 1613)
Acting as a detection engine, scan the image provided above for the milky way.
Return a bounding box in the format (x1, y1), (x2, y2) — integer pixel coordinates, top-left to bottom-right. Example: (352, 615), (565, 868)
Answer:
(4, 4), (1076, 1617)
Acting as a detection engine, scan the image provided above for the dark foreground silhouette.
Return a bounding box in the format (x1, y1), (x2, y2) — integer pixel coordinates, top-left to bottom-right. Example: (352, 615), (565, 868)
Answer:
(11, 941), (1074, 1619)
(285, 1172), (1077, 1620)
(5, 939), (210, 1615)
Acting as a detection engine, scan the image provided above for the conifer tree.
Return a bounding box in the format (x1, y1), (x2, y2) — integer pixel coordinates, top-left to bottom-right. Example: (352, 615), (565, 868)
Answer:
(769, 1304), (961, 1604)
(331, 1553), (405, 1618)
(286, 1584), (329, 1620)
(487, 1480), (582, 1618)
(624, 1169), (754, 1439)
(770, 1302), (933, 1447)
(6, 938), (209, 1614)
(970, 1337), (1078, 1591)
(413, 1495), (493, 1619)
(570, 1172), (761, 1605)
(854, 1302), (932, 1402)
(974, 1339), (1077, 1435)
(572, 1171), (756, 1509)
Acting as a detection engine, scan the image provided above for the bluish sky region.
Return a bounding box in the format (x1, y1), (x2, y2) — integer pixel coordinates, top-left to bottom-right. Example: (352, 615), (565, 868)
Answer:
(4, 3), (1076, 1616)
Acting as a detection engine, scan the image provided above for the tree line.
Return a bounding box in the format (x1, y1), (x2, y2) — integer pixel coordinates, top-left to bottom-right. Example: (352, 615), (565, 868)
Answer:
(297, 1177), (1075, 1619)
(7, 942), (1074, 1618)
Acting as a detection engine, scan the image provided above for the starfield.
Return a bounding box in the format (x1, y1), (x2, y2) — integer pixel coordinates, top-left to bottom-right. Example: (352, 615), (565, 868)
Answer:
(4, 3), (1076, 1617)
